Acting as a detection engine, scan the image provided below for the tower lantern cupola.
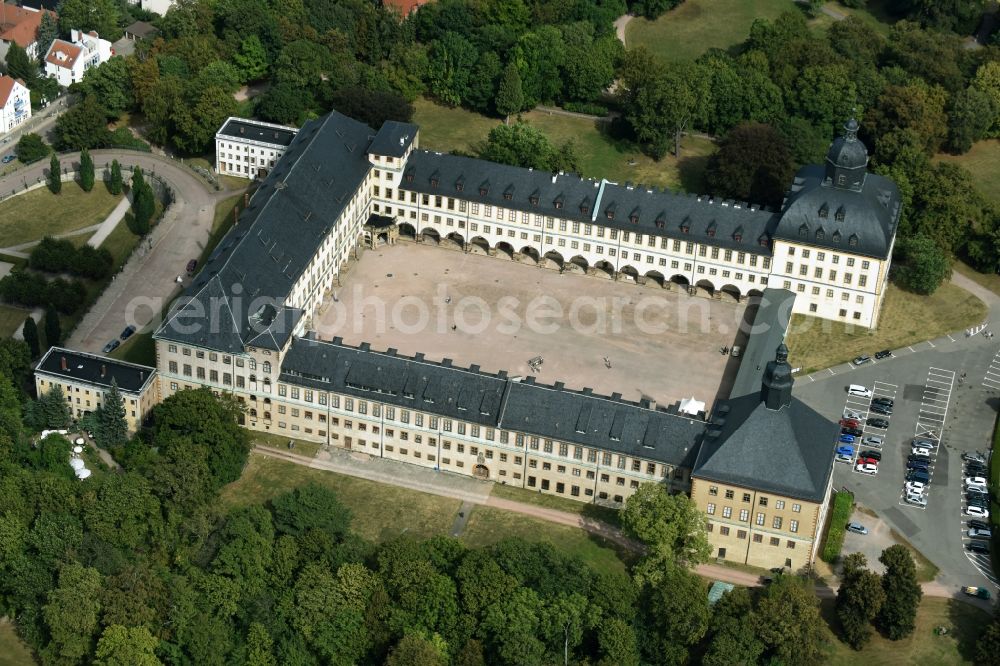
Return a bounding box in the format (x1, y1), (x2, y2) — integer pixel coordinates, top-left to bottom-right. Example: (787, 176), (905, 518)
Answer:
(824, 118), (868, 192)
(761, 344), (794, 411)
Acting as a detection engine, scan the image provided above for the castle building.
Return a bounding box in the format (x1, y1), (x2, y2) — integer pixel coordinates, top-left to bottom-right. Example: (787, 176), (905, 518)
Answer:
(214, 116), (298, 180)
(36, 109), (902, 570)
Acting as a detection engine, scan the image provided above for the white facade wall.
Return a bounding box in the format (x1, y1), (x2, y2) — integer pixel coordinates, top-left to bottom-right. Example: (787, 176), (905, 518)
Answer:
(44, 31), (113, 87)
(214, 119), (297, 179)
(0, 77), (31, 134)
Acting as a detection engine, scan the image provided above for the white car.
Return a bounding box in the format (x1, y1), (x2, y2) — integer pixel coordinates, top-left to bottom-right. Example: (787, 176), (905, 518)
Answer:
(855, 462), (878, 475)
(844, 409), (863, 420)
(836, 453), (853, 463)
(904, 481), (927, 495)
(904, 494), (928, 507)
(969, 527), (993, 539)
(911, 446), (931, 457)
(966, 505), (990, 518)
(848, 384), (873, 398)
(965, 476), (988, 487)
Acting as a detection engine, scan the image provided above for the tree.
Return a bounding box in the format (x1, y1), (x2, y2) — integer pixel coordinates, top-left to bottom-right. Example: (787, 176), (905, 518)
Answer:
(16, 133), (49, 164)
(271, 483), (352, 539)
(706, 122), (795, 209)
(77, 58), (134, 115)
(108, 159), (123, 195)
(877, 544), (923, 640)
(97, 378), (128, 448)
(641, 563), (710, 663)
(596, 617), (640, 666)
(257, 80), (312, 125)
(621, 483), (711, 568)
(328, 87), (414, 129)
(58, 0), (123, 41)
(47, 154), (61, 194)
(54, 95), (112, 150)
(837, 553), (886, 649)
(975, 612), (1000, 666)
(245, 622), (276, 666)
(79, 148), (94, 192)
(755, 575), (827, 664)
(130, 166), (155, 234)
(947, 85), (996, 153)
(426, 32), (478, 106)
(22, 316), (39, 358)
(703, 588), (765, 666)
(41, 562), (103, 664)
(43, 306), (60, 346)
(233, 35), (270, 81)
(385, 633), (447, 666)
(5, 43), (35, 82)
(36, 12), (57, 66)
(496, 61), (524, 124)
(94, 625), (162, 666)
(479, 122), (577, 173)
(893, 234), (950, 295)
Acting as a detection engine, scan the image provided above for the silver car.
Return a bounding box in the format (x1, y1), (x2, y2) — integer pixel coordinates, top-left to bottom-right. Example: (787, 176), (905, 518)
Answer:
(905, 494), (928, 507)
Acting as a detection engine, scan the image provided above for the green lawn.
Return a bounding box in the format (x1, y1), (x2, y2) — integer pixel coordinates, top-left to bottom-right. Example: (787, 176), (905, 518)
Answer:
(219, 453), (461, 543)
(0, 183), (123, 248)
(110, 330), (156, 366)
(785, 280), (987, 372)
(954, 260), (1000, 298)
(0, 305), (29, 339)
(459, 505), (632, 578)
(413, 98), (715, 192)
(489, 483), (621, 527)
(0, 618), (34, 666)
(822, 597), (986, 665)
(936, 139), (1000, 206)
(253, 431), (322, 459)
(625, 0), (797, 62)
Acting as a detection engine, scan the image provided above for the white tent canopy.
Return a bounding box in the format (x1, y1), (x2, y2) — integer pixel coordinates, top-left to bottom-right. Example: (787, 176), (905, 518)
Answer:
(679, 397), (705, 416)
(69, 458), (85, 470)
(74, 467), (91, 479)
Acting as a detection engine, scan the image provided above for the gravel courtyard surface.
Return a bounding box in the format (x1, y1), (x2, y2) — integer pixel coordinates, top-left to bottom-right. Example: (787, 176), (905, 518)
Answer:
(313, 243), (749, 409)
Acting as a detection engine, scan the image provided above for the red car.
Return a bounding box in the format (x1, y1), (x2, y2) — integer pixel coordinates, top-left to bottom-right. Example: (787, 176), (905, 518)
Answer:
(840, 418), (860, 428)
(857, 455), (879, 465)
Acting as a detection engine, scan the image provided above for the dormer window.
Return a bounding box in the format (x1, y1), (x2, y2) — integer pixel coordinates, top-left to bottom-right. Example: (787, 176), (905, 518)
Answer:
(554, 199), (563, 209)
(680, 222), (690, 234)
(837, 174), (846, 186)
(815, 228), (825, 241)
(733, 233), (742, 242)
(758, 234), (768, 246)
(430, 177), (439, 188)
(503, 191), (512, 201)
(479, 187), (488, 196)
(818, 203), (828, 218)
(529, 195), (539, 206)
(706, 221), (717, 237)
(455, 178), (464, 192)
(404, 172), (413, 183)
(848, 234), (858, 248)
(798, 224), (808, 238)
(580, 200), (590, 215)
(832, 231), (842, 243)
(835, 206), (846, 222)
(606, 210), (615, 220)
(655, 216), (665, 229)
(629, 214), (638, 224)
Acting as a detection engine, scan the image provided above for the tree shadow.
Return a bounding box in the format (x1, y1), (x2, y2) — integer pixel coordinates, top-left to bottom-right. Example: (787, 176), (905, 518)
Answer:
(947, 597), (990, 662)
(678, 155), (710, 194)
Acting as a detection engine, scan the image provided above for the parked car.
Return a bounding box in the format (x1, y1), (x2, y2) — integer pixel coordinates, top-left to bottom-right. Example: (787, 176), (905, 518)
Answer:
(963, 452), (986, 464)
(964, 585), (991, 599)
(904, 494), (928, 507)
(120, 325), (136, 340)
(848, 384), (873, 398)
(102, 339), (120, 353)
(863, 435), (884, 447)
(911, 446), (931, 457)
(966, 466), (988, 477)
(967, 541), (991, 554)
(870, 403), (893, 415)
(966, 505), (989, 518)
(905, 481), (927, 494)
(965, 476), (988, 487)
(867, 417), (890, 429)
(966, 488), (988, 498)
(853, 355), (872, 366)
(855, 462), (878, 475)
(912, 438), (936, 449)
(842, 427), (864, 437)
(186, 259), (198, 275)
(908, 454), (931, 463)
(969, 527), (993, 539)
(858, 455), (879, 465)
(967, 483), (988, 494)
(846, 522), (868, 535)
(906, 470), (931, 484)
(861, 450), (881, 461)
(836, 453), (853, 463)
(966, 497), (989, 509)
(840, 418), (860, 428)
(839, 434), (857, 444)
(872, 396), (894, 407)
(1, 154), (15, 164)
(907, 461), (930, 472)
(844, 409), (863, 420)
(874, 349), (893, 360)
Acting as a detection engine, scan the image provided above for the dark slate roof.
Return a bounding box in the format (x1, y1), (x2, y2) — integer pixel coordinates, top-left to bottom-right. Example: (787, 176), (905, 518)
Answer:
(402, 151), (778, 255)
(368, 120), (418, 158)
(125, 21), (157, 38)
(280, 337), (704, 466)
(693, 392), (837, 502)
(217, 118), (297, 147)
(36, 347), (156, 394)
(500, 380), (704, 467)
(157, 112), (374, 352)
(774, 164), (901, 259)
(280, 336), (510, 426)
(728, 289), (796, 399)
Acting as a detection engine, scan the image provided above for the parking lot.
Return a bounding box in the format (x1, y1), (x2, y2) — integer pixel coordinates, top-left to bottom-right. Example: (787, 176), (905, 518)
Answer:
(795, 335), (1000, 592)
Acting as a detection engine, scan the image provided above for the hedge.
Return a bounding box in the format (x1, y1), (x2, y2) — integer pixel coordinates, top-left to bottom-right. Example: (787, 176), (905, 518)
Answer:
(821, 490), (855, 563)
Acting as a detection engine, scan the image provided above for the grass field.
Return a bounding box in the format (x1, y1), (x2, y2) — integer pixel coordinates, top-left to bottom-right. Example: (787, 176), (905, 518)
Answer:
(110, 330), (155, 366)
(489, 483), (621, 527)
(460, 505), (632, 577)
(821, 597), (985, 665)
(954, 260), (1000, 298)
(253, 431), (322, 459)
(0, 618), (34, 666)
(785, 281), (987, 372)
(0, 305), (29, 339)
(935, 139), (1000, 206)
(412, 98), (716, 193)
(219, 453), (461, 542)
(0, 184), (123, 248)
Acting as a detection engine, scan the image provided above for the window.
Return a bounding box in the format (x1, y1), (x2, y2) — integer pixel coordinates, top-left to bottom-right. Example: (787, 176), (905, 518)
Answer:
(787, 541), (796, 549)
(719, 527), (730, 536)
(709, 486), (718, 496)
(790, 520), (799, 533)
(706, 503), (716, 515)
(770, 537), (780, 546)
(792, 503), (801, 513)
(753, 534), (763, 543)
(756, 512), (765, 526)
(772, 516), (782, 529)
(737, 530), (747, 540)
(739, 509), (749, 522)
(758, 497), (768, 507)
(742, 493), (750, 503)
(775, 500), (784, 510)
(722, 506), (732, 518)
(725, 489), (734, 499)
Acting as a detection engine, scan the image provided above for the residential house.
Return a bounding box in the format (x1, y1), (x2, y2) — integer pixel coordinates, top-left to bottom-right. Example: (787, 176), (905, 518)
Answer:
(0, 74), (31, 135)
(43, 29), (112, 88)
(0, 2), (54, 62)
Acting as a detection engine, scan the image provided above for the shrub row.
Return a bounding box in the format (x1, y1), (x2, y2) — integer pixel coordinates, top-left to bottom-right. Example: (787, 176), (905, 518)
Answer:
(29, 237), (113, 279)
(0, 270), (87, 314)
(821, 490), (855, 563)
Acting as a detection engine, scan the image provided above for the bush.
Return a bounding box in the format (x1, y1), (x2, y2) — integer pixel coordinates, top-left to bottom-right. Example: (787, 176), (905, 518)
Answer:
(561, 101), (610, 117)
(28, 237), (112, 279)
(107, 127), (151, 153)
(821, 491), (855, 563)
(15, 133), (50, 164)
(0, 270), (87, 314)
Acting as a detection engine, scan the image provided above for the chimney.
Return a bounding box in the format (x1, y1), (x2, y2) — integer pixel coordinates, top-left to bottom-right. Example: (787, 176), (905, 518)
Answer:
(240, 126), (245, 134)
(139, 371), (144, 382)
(60, 356), (67, 371)
(100, 365), (106, 378)
(648, 399), (657, 411)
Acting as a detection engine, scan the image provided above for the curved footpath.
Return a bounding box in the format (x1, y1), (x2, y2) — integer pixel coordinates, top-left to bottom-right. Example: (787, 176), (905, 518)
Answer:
(253, 445), (985, 608)
(0, 150), (230, 353)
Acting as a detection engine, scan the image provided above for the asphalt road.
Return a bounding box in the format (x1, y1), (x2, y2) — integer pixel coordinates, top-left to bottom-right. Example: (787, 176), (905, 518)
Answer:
(794, 272), (1000, 594)
(0, 150), (230, 354)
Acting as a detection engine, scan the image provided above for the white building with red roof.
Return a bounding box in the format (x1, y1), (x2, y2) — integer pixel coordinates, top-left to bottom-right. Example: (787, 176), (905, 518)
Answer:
(43, 29), (112, 88)
(0, 2), (56, 62)
(0, 74), (30, 135)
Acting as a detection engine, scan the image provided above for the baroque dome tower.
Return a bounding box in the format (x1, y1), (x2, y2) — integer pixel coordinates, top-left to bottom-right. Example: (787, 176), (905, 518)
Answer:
(824, 118), (868, 192)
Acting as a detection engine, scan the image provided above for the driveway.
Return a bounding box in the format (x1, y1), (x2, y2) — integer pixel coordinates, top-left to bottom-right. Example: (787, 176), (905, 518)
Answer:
(0, 150), (231, 355)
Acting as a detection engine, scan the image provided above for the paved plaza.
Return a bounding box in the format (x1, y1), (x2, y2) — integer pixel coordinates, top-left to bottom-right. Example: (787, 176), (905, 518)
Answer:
(313, 242), (751, 409)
